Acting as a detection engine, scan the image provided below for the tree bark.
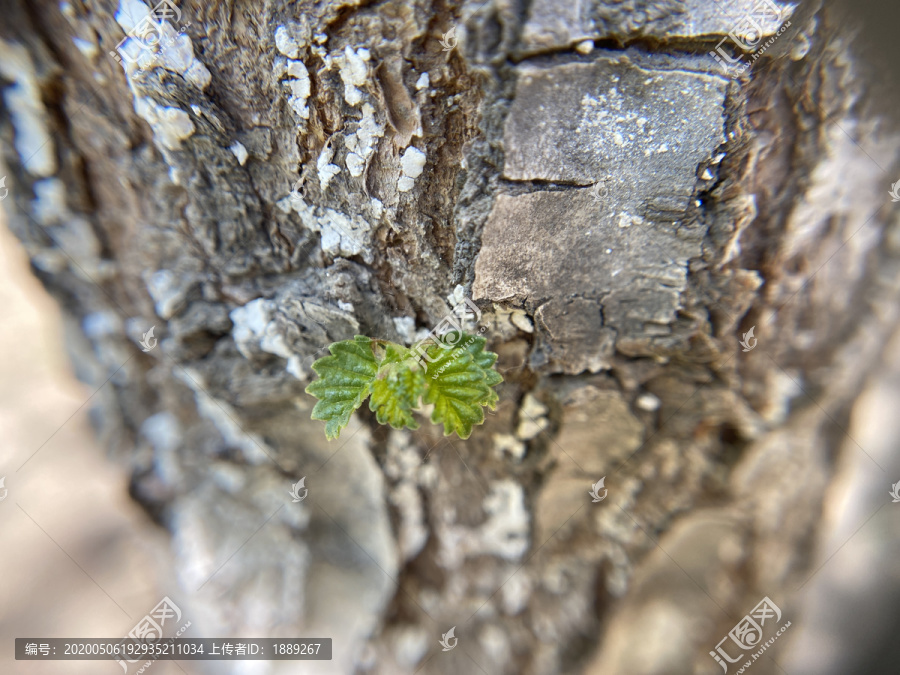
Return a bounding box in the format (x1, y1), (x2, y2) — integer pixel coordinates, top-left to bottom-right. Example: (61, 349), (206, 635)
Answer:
(2, 0), (898, 674)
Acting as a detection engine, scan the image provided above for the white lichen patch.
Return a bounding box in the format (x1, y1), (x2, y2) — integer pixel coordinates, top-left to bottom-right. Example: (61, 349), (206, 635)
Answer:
(318, 210), (366, 258)
(230, 298), (268, 340)
(616, 211), (645, 229)
(229, 141), (249, 166)
(207, 461), (247, 495)
(498, 305), (534, 334)
(287, 61), (309, 88)
(335, 46), (370, 106)
(230, 297), (347, 383)
(493, 433), (526, 462)
(487, 304), (535, 340)
(636, 392), (661, 411)
(141, 412), (183, 485)
(345, 103), (383, 177)
(439, 480), (530, 568)
(134, 99), (195, 151)
(479, 625), (511, 665)
(390, 481), (428, 562)
(31, 178), (69, 226)
(516, 393), (549, 440)
(316, 142), (341, 190)
(83, 310), (123, 339)
(501, 572), (532, 616)
(145, 268), (194, 319)
(114, 0), (211, 90)
(182, 60), (211, 89)
(415, 72), (430, 90)
(25, 179), (109, 278)
(52, 217), (108, 280)
(380, 432), (430, 562)
(275, 25), (301, 59)
(439, 283), (482, 333)
(384, 432), (423, 482)
(446, 283), (466, 308)
(230, 298), (293, 360)
(285, 355), (308, 381)
(156, 26), (211, 89)
(114, 0), (151, 32)
(72, 36), (98, 59)
(0, 40), (57, 176)
(289, 197), (373, 262)
(393, 628), (430, 669)
(392, 316), (417, 345)
(140, 411), (182, 454)
(521, 393), (548, 419)
(400, 146), (426, 177)
(277, 56), (311, 120)
(510, 311), (534, 333)
(346, 153), (364, 177)
(397, 146), (426, 193)
(114, 37), (154, 71)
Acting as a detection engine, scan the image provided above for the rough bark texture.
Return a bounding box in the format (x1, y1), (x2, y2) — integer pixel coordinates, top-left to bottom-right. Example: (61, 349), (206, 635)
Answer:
(2, 0), (899, 674)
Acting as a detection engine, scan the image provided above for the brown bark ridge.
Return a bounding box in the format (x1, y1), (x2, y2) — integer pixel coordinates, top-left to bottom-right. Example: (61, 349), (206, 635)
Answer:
(1, 0), (898, 673)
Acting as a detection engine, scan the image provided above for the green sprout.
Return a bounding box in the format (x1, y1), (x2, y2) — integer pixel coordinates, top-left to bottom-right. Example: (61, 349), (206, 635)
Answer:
(304, 332), (503, 440)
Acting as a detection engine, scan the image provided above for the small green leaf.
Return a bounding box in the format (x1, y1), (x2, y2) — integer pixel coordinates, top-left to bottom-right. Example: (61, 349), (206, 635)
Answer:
(423, 341), (493, 439)
(305, 336), (379, 440)
(464, 334), (503, 408)
(380, 342), (413, 365)
(370, 357), (426, 430)
(463, 334), (497, 371)
(305, 332), (503, 440)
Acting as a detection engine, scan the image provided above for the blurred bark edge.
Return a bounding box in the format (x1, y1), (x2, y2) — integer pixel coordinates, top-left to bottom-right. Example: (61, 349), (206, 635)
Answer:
(1, 1), (898, 673)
